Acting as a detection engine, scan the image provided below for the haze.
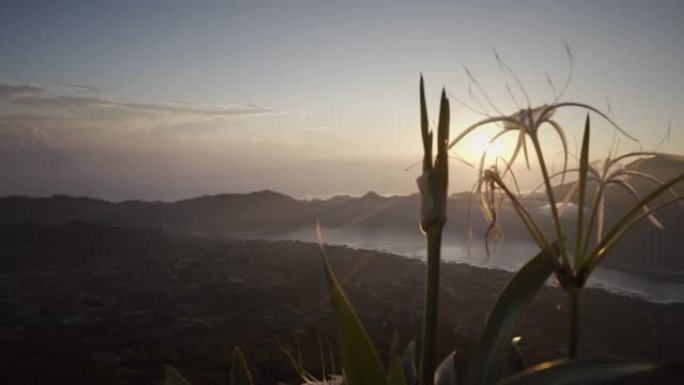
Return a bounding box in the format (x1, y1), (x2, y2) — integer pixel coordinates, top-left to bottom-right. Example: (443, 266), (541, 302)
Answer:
(1, 0), (682, 200)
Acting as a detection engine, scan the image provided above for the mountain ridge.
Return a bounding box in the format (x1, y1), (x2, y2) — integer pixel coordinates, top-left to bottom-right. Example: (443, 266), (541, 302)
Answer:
(1, 154), (682, 274)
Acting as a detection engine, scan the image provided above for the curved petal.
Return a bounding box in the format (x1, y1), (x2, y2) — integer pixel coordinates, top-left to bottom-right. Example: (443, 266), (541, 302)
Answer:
(558, 181), (580, 217)
(448, 116), (520, 149)
(622, 170), (682, 202)
(596, 196), (605, 241)
(542, 119), (570, 186)
(550, 102), (639, 143)
(610, 179), (665, 229)
(523, 168), (580, 198)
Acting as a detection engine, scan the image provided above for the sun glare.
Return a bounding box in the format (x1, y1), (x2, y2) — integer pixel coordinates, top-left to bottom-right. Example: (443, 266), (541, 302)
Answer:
(459, 128), (509, 165)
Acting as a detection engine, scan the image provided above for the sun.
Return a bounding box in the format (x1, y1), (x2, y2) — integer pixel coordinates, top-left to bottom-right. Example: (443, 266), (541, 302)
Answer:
(458, 128), (508, 165)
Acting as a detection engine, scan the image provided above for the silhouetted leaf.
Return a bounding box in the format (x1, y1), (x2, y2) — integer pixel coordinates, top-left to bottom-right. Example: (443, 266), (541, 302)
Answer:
(574, 114), (590, 266)
(434, 352), (457, 385)
(163, 365), (192, 385)
(498, 339), (526, 379)
(317, 222), (388, 385)
(466, 247), (556, 385)
(611, 361), (684, 384)
(231, 347), (254, 385)
(387, 332), (408, 385)
(402, 340), (417, 385)
(499, 358), (656, 385)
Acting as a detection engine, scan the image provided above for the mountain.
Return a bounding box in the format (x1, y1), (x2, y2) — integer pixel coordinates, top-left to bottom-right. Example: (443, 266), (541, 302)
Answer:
(0, 154), (681, 275)
(550, 154), (684, 273)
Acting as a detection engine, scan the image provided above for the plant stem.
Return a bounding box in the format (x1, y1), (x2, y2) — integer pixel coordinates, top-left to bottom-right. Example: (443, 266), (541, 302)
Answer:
(530, 135), (569, 267)
(568, 287), (580, 358)
(420, 225), (443, 385)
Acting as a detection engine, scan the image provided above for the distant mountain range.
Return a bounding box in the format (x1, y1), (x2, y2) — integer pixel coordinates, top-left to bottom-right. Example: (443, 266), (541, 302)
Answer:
(1, 154), (682, 275)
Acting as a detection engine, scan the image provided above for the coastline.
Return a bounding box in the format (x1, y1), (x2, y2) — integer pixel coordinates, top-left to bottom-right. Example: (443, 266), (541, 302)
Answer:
(2, 224), (683, 384)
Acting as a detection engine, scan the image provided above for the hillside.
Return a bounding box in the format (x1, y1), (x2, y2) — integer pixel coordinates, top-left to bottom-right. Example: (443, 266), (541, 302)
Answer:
(2, 223), (683, 384)
(0, 154), (682, 275)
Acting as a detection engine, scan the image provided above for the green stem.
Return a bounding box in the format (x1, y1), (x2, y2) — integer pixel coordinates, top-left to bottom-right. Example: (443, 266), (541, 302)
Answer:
(579, 184), (606, 262)
(568, 287), (580, 358)
(419, 225), (443, 385)
(531, 135), (569, 267)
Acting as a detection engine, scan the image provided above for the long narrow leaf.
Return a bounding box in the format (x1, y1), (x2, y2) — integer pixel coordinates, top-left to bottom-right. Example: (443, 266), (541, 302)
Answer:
(420, 75), (432, 173)
(388, 332), (409, 385)
(317, 221), (388, 385)
(499, 358), (656, 385)
(586, 172), (684, 271)
(574, 115), (590, 267)
(466, 247), (556, 385)
(231, 347), (254, 385)
(587, 194), (684, 272)
(611, 361), (684, 384)
(434, 352), (457, 385)
(163, 365), (192, 385)
(499, 339), (527, 379)
(401, 340), (417, 385)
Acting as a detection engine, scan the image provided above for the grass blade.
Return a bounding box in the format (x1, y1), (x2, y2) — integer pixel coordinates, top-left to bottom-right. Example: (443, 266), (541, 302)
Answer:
(420, 75), (432, 173)
(586, 172), (684, 272)
(611, 361), (684, 384)
(500, 339), (527, 379)
(402, 340), (417, 385)
(499, 358), (656, 385)
(574, 114), (590, 267)
(230, 347), (254, 385)
(388, 332), (409, 385)
(163, 365), (192, 385)
(434, 352), (457, 385)
(466, 246), (556, 385)
(317, 221), (388, 385)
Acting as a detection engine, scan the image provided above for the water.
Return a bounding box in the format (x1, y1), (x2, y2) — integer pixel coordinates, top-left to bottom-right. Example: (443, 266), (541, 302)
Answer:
(242, 228), (684, 304)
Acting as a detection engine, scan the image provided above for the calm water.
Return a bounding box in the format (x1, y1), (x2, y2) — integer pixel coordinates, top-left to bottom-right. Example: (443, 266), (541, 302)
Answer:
(244, 228), (684, 304)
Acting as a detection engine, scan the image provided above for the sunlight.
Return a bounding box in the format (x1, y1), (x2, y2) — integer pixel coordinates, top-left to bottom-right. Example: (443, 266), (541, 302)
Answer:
(459, 127), (509, 165)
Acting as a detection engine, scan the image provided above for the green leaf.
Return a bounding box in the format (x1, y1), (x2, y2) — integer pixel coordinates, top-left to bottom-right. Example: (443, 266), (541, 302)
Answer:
(231, 347), (254, 385)
(317, 222), (388, 385)
(163, 365), (192, 385)
(611, 361), (684, 384)
(499, 339), (527, 379)
(574, 114), (590, 267)
(466, 246), (556, 385)
(587, 172), (684, 272)
(401, 340), (417, 385)
(434, 352), (457, 385)
(499, 358), (657, 385)
(420, 75), (432, 173)
(387, 332), (408, 385)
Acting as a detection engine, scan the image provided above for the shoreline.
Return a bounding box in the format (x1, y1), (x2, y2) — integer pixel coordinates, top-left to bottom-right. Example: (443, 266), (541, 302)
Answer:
(2, 223), (683, 384)
(239, 229), (684, 305)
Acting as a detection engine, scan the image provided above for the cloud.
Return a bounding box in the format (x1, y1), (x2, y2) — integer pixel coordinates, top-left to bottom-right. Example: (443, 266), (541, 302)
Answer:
(0, 121), (50, 148)
(0, 79), (275, 118)
(56, 83), (102, 94)
(0, 82), (44, 98)
(535, 202), (580, 218)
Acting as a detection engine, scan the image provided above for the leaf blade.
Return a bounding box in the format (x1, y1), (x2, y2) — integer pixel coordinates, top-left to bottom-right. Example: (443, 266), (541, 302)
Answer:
(163, 365), (192, 385)
(434, 352), (457, 385)
(231, 347), (254, 385)
(466, 246), (556, 385)
(317, 222), (388, 385)
(499, 358), (656, 385)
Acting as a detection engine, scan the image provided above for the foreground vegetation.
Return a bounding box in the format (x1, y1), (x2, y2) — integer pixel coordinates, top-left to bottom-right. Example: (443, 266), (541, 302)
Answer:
(162, 71), (684, 385)
(4, 223), (684, 384)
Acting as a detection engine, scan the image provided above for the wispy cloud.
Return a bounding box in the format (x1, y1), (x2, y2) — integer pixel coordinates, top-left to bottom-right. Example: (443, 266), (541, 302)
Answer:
(0, 79), (275, 118)
(0, 82), (44, 98)
(0, 121), (50, 148)
(56, 83), (102, 94)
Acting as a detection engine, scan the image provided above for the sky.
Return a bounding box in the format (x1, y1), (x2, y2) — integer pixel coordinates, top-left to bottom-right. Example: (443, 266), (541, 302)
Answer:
(0, 0), (682, 200)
